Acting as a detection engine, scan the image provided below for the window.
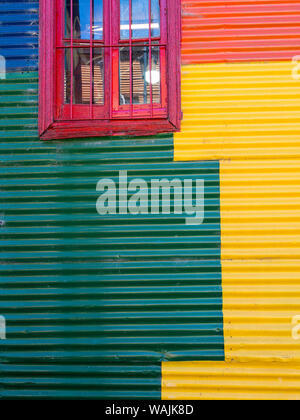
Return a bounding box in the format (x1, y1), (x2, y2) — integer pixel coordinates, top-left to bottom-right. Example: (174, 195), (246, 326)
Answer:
(39, 0), (182, 140)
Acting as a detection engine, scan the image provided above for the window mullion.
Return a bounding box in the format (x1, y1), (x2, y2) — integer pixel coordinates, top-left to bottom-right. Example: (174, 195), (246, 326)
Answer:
(110, 0), (121, 118)
(55, 0), (64, 120)
(100, 0), (111, 119)
(148, 0), (153, 117)
(109, 0), (114, 119)
(89, 0), (93, 118)
(70, 0), (74, 119)
(129, 0), (133, 117)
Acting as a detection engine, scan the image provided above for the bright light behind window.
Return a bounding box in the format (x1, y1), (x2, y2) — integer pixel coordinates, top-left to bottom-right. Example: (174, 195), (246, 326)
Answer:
(145, 69), (160, 85)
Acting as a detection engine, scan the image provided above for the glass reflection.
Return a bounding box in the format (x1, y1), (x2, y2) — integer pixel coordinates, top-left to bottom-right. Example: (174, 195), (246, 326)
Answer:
(64, 48), (104, 104)
(119, 46), (160, 105)
(65, 0), (103, 40)
(120, 0), (160, 40)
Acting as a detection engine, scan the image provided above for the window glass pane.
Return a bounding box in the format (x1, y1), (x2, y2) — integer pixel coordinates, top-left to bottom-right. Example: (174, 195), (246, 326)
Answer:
(120, 0), (160, 40)
(119, 47), (129, 104)
(65, 0), (103, 40)
(74, 48), (90, 104)
(119, 46), (160, 105)
(64, 49), (71, 104)
(150, 0), (160, 38)
(120, 0), (130, 40)
(93, 48), (104, 104)
(93, 1), (103, 40)
(132, 0), (149, 39)
(64, 50), (71, 103)
(64, 48), (104, 104)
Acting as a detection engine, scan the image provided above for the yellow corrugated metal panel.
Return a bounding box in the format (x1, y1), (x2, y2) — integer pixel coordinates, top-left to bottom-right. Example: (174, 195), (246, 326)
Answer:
(162, 362), (300, 400)
(162, 159), (300, 399)
(220, 159), (300, 363)
(220, 159), (300, 259)
(167, 61), (300, 398)
(174, 61), (300, 161)
(222, 259), (300, 362)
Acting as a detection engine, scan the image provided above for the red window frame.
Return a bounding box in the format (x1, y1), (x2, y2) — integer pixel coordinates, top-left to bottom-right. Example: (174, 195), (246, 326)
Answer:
(39, 0), (182, 140)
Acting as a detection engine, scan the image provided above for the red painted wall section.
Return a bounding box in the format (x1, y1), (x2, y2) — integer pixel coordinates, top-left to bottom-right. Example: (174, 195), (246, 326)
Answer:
(181, 0), (300, 64)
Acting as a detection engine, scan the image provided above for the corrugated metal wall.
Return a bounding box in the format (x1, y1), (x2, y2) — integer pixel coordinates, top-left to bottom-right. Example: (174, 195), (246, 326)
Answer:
(175, 61), (300, 161)
(0, 1), (224, 399)
(3, 0), (300, 401)
(163, 361), (300, 399)
(163, 0), (300, 400)
(181, 0), (300, 64)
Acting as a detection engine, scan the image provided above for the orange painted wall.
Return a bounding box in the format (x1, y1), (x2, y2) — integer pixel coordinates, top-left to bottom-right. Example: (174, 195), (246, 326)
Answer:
(181, 0), (300, 64)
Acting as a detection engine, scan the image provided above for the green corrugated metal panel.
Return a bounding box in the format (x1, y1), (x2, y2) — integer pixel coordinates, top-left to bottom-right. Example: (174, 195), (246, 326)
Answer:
(0, 1), (223, 399)
(0, 71), (223, 399)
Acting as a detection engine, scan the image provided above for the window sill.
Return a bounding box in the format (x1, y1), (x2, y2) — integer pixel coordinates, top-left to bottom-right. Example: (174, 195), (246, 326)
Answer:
(40, 118), (180, 140)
